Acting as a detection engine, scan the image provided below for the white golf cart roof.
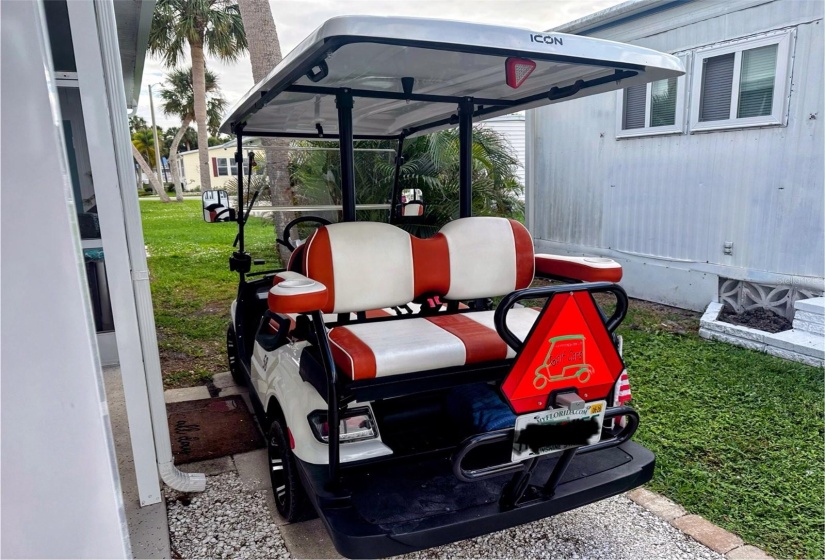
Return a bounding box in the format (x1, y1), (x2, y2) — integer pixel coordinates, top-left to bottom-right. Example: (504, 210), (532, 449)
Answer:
(221, 16), (684, 138)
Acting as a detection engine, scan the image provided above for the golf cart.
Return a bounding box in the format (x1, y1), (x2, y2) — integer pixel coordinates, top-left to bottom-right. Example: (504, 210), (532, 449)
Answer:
(206, 16), (683, 558)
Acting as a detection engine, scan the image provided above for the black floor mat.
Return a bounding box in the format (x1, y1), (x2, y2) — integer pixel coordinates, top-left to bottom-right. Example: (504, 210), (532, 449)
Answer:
(346, 447), (632, 530)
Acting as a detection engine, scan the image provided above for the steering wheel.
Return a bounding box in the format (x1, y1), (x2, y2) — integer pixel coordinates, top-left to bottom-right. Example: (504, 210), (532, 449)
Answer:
(278, 215), (332, 252)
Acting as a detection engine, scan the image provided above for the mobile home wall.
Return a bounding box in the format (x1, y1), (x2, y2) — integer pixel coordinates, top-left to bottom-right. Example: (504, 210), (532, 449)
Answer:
(527, 0), (824, 310)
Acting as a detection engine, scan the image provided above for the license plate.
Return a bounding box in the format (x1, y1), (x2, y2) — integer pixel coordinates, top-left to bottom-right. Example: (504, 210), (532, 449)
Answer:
(512, 400), (607, 462)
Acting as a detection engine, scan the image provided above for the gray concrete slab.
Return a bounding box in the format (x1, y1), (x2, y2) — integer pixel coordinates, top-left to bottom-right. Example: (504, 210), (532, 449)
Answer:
(212, 371), (237, 389)
(279, 519), (343, 559)
(163, 386), (211, 403)
(102, 367), (171, 559)
(234, 449), (270, 493)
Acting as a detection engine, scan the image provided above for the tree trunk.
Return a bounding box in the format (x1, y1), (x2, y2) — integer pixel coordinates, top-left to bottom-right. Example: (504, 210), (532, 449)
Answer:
(169, 116), (191, 201)
(133, 144), (170, 201)
(237, 0), (294, 267)
(190, 39), (212, 192)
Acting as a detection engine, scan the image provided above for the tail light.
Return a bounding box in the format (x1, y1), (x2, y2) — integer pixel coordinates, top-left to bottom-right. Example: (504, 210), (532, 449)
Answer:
(309, 407), (377, 444)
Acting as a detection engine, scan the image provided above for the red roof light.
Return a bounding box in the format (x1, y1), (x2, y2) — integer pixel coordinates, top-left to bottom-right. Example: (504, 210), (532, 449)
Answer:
(505, 57), (536, 89)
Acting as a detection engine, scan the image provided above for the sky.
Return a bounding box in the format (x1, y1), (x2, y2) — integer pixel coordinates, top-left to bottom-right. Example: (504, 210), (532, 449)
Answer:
(136, 0), (626, 130)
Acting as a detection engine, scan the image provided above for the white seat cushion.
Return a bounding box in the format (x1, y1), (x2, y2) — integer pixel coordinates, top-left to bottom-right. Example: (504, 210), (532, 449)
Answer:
(328, 308), (540, 380)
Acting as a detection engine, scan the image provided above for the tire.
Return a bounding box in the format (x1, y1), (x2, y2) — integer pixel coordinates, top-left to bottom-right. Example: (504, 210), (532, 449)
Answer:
(226, 323), (245, 385)
(268, 419), (315, 522)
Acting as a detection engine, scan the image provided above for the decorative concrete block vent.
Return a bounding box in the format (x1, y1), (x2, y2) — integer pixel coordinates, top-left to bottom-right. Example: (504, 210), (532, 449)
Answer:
(699, 298), (825, 368)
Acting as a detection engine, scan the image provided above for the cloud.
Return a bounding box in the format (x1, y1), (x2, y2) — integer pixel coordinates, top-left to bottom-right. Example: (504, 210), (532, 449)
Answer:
(135, 0), (624, 130)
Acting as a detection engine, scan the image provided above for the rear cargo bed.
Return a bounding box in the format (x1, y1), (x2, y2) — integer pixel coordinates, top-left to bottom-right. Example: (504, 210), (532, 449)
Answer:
(298, 441), (655, 558)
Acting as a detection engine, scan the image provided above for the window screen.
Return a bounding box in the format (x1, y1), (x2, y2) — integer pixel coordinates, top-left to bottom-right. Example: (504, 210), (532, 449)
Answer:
(623, 84), (646, 129)
(650, 77), (678, 127)
(738, 44), (778, 118)
(699, 53), (735, 121)
(217, 158), (228, 176)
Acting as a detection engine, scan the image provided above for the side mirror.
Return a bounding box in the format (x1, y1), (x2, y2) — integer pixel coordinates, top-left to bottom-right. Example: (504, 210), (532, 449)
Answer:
(202, 190), (236, 223)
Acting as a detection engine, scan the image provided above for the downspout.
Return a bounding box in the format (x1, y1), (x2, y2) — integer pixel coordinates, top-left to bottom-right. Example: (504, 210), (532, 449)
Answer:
(93, 0), (205, 493)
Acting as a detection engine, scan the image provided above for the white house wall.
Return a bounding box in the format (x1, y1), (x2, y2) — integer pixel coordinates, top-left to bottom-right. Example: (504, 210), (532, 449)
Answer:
(527, 0), (824, 310)
(180, 146), (237, 190)
(481, 114), (526, 186)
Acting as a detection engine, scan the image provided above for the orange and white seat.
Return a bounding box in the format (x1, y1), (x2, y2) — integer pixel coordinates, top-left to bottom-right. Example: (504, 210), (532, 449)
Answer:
(266, 217), (621, 381)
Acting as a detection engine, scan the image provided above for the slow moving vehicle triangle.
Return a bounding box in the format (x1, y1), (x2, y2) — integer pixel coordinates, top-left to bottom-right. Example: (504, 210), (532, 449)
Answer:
(502, 291), (624, 414)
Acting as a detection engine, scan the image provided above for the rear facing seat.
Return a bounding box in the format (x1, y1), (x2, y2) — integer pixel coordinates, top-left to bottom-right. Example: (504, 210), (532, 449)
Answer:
(266, 217), (575, 381)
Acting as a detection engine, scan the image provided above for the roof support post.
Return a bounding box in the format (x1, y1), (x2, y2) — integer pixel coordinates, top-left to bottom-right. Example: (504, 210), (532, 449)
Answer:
(235, 124), (245, 253)
(336, 89), (356, 221)
(458, 97), (474, 218)
(389, 136), (405, 223)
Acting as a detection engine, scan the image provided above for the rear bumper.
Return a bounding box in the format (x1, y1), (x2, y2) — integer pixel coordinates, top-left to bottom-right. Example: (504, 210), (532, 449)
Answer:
(298, 440), (654, 558)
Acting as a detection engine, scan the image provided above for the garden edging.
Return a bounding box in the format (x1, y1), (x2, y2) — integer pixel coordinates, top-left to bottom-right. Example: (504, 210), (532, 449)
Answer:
(627, 488), (774, 559)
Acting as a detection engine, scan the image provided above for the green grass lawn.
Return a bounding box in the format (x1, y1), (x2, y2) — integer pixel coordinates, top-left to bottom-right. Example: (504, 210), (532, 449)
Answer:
(141, 199), (823, 558)
(618, 305), (824, 560)
(141, 199), (279, 387)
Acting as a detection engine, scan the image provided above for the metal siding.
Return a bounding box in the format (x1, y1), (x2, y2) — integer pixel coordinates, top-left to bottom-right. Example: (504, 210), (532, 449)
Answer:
(529, 2), (823, 282)
(482, 115), (526, 185)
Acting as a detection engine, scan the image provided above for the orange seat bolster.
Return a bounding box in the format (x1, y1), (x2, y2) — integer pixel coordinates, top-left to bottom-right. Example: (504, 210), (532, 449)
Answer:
(534, 254), (623, 283)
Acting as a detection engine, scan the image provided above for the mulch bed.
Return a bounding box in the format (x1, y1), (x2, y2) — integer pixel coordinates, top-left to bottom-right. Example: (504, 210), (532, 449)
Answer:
(167, 395), (264, 464)
(718, 306), (792, 333)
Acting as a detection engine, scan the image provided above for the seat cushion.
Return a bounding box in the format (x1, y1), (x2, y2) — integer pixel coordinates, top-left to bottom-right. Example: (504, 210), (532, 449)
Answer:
(328, 308), (540, 380)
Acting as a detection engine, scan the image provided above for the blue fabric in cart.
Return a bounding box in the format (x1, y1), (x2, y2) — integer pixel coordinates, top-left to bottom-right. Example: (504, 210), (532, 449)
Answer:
(447, 383), (516, 434)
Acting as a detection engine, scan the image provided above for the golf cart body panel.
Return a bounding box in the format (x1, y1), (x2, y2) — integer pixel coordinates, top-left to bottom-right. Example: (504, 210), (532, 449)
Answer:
(220, 15), (683, 138)
(211, 15), (682, 557)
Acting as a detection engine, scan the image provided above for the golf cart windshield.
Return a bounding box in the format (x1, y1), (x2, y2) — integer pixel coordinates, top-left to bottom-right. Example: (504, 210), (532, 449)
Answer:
(220, 16), (683, 138)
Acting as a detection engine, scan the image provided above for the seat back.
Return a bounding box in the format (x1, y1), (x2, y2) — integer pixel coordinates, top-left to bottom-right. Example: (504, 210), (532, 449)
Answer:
(439, 217), (534, 300)
(301, 217), (533, 313)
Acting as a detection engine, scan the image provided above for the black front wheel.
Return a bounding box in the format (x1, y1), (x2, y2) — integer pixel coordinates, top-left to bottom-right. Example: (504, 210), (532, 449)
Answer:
(268, 418), (315, 522)
(226, 323), (244, 385)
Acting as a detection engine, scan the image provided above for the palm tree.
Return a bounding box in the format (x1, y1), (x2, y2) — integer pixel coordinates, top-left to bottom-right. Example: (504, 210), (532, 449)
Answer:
(149, 0), (246, 192)
(165, 125), (198, 152)
(132, 128), (171, 201)
(237, 0), (293, 265)
(290, 128), (523, 232)
(129, 115), (148, 135)
(159, 67), (227, 200)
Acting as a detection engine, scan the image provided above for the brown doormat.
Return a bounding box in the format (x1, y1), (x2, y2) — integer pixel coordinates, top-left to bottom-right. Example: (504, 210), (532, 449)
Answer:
(167, 395), (265, 464)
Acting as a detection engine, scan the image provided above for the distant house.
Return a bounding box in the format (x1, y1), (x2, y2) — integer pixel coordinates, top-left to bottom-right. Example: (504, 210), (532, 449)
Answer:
(179, 145), (250, 190)
(526, 0), (824, 315)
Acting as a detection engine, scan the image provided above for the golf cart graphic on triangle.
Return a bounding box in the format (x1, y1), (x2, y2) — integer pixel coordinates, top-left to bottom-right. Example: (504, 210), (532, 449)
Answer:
(533, 334), (594, 389)
(502, 291), (624, 414)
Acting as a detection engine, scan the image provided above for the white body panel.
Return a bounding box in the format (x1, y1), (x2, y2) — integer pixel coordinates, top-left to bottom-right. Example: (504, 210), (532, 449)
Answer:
(234, 302), (392, 464)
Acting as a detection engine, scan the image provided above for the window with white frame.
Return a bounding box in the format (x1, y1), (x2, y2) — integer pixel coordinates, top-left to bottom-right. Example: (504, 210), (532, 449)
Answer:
(690, 30), (792, 131)
(215, 156), (249, 177)
(616, 56), (687, 138)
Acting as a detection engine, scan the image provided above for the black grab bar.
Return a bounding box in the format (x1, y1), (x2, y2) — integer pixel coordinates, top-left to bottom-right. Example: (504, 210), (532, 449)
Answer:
(452, 406), (639, 483)
(494, 282), (628, 353)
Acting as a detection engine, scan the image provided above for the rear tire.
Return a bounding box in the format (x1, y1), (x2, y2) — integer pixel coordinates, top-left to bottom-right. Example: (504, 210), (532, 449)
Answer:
(226, 323), (244, 385)
(268, 419), (315, 522)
